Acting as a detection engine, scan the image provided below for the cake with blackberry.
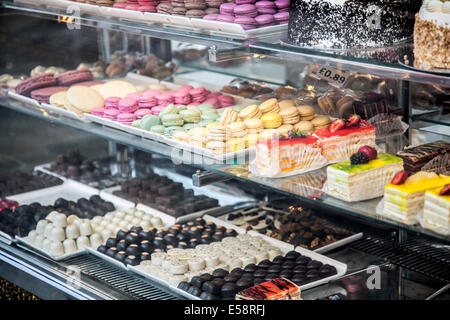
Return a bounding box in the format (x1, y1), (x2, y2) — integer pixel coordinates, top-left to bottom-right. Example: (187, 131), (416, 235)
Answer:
(413, 0), (450, 69)
(287, 0), (422, 49)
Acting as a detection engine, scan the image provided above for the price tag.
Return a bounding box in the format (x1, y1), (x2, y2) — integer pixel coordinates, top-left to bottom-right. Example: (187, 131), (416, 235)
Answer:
(308, 65), (350, 88)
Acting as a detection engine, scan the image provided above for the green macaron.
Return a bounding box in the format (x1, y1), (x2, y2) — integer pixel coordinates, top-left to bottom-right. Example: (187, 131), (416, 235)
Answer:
(232, 105), (246, 113)
(150, 125), (165, 135)
(161, 113), (184, 127)
(183, 123), (197, 131)
(179, 109), (201, 123)
(201, 112), (219, 121)
(197, 120), (215, 127)
(177, 105), (187, 112)
(164, 126), (184, 138)
(132, 120), (141, 128)
(159, 104), (178, 117)
(198, 104), (215, 111)
(139, 114), (160, 130)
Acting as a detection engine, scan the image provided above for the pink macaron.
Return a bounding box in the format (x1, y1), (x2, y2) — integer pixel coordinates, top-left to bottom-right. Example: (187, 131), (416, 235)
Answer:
(234, 4), (258, 18)
(219, 2), (236, 15)
(103, 108), (120, 120)
(274, 0), (290, 9)
(203, 13), (219, 21)
(137, 95), (157, 108)
(118, 98), (138, 113)
(91, 107), (106, 117)
(274, 11), (289, 24)
(104, 97), (121, 109)
(117, 112), (137, 125)
(124, 92), (142, 101)
(173, 91), (191, 105)
(255, 14), (275, 27)
(134, 108), (153, 119)
(156, 93), (174, 106)
(218, 95), (235, 107)
(113, 3), (127, 8)
(206, 92), (222, 99)
(216, 14), (235, 23)
(125, 4), (140, 10)
(151, 105), (165, 115)
(234, 16), (258, 30)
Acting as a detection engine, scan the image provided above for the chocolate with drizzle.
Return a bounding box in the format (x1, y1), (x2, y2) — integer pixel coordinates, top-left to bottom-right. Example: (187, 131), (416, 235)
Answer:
(397, 141), (450, 174)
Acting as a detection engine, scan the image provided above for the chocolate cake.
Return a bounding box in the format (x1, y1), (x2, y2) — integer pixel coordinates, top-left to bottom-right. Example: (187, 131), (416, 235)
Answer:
(287, 0), (422, 49)
(396, 141), (450, 175)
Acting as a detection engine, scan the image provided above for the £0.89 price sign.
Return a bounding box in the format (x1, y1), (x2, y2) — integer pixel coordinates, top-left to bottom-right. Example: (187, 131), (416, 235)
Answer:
(309, 65), (350, 88)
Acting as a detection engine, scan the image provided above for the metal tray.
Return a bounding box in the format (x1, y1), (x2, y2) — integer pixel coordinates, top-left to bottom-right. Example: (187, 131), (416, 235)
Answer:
(85, 246), (128, 270)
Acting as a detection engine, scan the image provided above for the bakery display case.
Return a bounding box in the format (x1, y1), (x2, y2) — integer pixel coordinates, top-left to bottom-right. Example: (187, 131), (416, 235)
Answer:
(0, 0), (449, 301)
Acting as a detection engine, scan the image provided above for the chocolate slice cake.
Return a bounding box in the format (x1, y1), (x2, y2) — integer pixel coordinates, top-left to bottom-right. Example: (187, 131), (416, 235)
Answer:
(397, 141), (450, 174)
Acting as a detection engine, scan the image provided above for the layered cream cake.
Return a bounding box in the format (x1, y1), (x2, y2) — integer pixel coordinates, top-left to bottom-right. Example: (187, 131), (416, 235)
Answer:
(382, 172), (450, 224)
(423, 185), (450, 234)
(413, 0), (450, 69)
(310, 119), (376, 164)
(328, 153), (404, 202)
(255, 135), (325, 176)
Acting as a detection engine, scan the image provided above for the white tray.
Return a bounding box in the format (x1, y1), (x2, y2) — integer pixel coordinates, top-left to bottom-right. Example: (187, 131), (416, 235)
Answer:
(7, 180), (99, 206)
(294, 246), (348, 291)
(127, 265), (202, 300)
(41, 103), (91, 123)
(85, 246), (128, 270)
(246, 230), (295, 253)
(16, 236), (88, 261)
(8, 91), (41, 107)
(0, 232), (14, 245)
(33, 163), (67, 181)
(314, 232), (364, 254)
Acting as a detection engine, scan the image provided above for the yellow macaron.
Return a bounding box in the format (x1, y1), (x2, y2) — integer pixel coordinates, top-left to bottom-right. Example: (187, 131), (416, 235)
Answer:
(261, 112), (282, 129)
(259, 98), (280, 114)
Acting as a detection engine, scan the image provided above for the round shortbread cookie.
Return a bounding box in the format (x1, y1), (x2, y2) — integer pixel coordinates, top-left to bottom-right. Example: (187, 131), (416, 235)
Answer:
(65, 86), (104, 113)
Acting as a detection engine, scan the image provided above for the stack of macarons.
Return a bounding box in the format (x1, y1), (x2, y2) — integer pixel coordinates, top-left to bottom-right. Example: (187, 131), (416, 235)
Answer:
(203, 0), (289, 29)
(113, 0), (160, 11)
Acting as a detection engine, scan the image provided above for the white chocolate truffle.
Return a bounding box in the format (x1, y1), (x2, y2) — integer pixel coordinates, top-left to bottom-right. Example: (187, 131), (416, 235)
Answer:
(44, 223), (54, 239)
(240, 255), (255, 266)
(227, 258), (242, 269)
(134, 210), (145, 218)
(162, 257), (177, 271)
(151, 252), (167, 266)
(113, 226), (121, 234)
(27, 230), (37, 244)
(141, 214), (152, 221)
(103, 212), (115, 221)
(53, 213), (67, 228)
(126, 207), (136, 215)
(100, 220), (109, 228)
(67, 215), (80, 225)
(127, 223), (135, 230)
(254, 251), (268, 263)
(80, 221), (92, 236)
(72, 219), (82, 227)
(118, 220), (128, 228)
(140, 220), (151, 229)
(45, 211), (58, 222)
(63, 239), (78, 254)
(169, 260), (189, 275)
(150, 217), (163, 228)
(35, 220), (48, 235)
(43, 238), (52, 252)
(101, 229), (114, 242)
(267, 247), (281, 260)
(205, 255), (220, 268)
(91, 216), (103, 224)
(94, 225), (104, 235)
(76, 236), (90, 249)
(111, 217), (121, 225)
(114, 211), (126, 219)
(89, 233), (103, 248)
(51, 227), (66, 242)
(34, 235), (45, 248)
(49, 241), (64, 256)
(106, 223), (117, 232)
(131, 218), (141, 225)
(65, 224), (80, 239)
(124, 214), (134, 222)
(188, 258), (205, 272)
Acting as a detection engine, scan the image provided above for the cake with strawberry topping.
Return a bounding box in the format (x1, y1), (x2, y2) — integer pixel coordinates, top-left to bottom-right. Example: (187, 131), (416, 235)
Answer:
(254, 131), (327, 177)
(382, 171), (450, 224)
(327, 146), (404, 202)
(310, 115), (376, 164)
(422, 184), (450, 234)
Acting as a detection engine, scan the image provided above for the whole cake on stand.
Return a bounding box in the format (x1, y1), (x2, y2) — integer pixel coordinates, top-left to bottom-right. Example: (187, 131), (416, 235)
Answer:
(413, 0), (450, 69)
(287, 0), (422, 49)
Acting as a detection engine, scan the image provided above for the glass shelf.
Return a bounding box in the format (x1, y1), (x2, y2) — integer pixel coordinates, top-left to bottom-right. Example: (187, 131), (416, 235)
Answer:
(3, 0), (450, 87)
(413, 113), (450, 127)
(1, 95), (449, 244)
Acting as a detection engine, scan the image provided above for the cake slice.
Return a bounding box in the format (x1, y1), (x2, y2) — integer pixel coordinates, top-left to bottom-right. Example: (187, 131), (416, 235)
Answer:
(327, 147), (404, 202)
(255, 133), (325, 176)
(382, 172), (450, 224)
(235, 278), (302, 300)
(423, 184), (450, 234)
(396, 140), (450, 174)
(310, 116), (376, 164)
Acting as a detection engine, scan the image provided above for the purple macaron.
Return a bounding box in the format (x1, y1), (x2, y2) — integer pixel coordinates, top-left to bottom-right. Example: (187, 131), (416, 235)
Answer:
(234, 4), (258, 18)
(216, 14), (235, 23)
(203, 13), (219, 20)
(219, 2), (236, 15)
(255, 14), (275, 27)
(274, 11), (289, 24)
(274, 0), (290, 9)
(235, 0), (255, 4)
(234, 16), (257, 30)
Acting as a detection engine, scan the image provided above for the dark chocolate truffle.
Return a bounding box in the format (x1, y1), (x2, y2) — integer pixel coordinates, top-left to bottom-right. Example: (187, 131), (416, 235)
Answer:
(212, 268), (229, 278)
(295, 256), (312, 265)
(125, 232), (139, 245)
(281, 261), (296, 269)
(223, 274), (240, 283)
(307, 260), (323, 270)
(285, 250), (301, 260)
(272, 255), (286, 265)
(221, 283), (238, 298)
(244, 264), (257, 273)
(236, 279), (253, 291)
